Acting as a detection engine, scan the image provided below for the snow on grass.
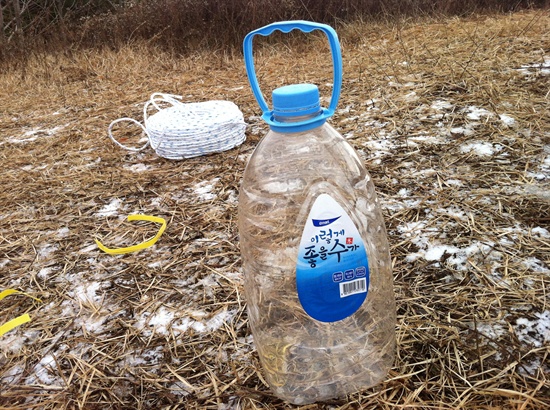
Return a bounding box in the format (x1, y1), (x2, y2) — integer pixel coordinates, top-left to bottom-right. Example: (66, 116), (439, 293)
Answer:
(407, 135), (448, 145)
(474, 321), (508, 340)
(72, 281), (103, 304)
(515, 56), (550, 76)
(522, 257), (550, 274)
(531, 227), (550, 238)
(26, 353), (63, 386)
(56, 227), (70, 238)
(135, 306), (238, 337)
(96, 198), (123, 217)
(465, 106), (494, 121)
(6, 126), (65, 144)
(37, 267), (54, 279)
(499, 114), (515, 127)
(431, 99), (454, 111)
(2, 364), (24, 385)
(467, 312), (550, 377)
(393, 195), (548, 282)
(450, 125), (475, 136)
(21, 164), (48, 172)
(37, 244), (58, 261)
(123, 163), (151, 172)
(460, 141), (503, 156)
(2, 74), (547, 403)
(362, 138), (401, 161)
(514, 311), (550, 348)
(192, 178), (220, 201)
(444, 179), (463, 187)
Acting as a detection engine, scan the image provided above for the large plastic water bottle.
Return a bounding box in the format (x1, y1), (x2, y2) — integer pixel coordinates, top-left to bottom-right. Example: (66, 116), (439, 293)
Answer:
(239, 21), (396, 405)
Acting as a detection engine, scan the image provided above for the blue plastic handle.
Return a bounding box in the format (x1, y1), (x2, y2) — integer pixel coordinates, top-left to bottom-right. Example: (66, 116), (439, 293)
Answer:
(243, 21), (342, 120)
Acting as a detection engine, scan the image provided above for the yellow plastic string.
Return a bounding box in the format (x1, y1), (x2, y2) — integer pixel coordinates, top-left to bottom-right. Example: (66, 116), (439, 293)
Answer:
(0, 289), (43, 337)
(0, 314), (31, 337)
(0, 289), (42, 303)
(95, 214), (167, 255)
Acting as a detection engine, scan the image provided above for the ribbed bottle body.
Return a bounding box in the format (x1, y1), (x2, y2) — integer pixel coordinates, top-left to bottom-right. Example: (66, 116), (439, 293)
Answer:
(238, 123), (396, 405)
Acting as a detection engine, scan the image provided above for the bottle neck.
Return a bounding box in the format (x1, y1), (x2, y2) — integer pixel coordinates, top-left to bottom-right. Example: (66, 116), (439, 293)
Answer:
(272, 110), (322, 124)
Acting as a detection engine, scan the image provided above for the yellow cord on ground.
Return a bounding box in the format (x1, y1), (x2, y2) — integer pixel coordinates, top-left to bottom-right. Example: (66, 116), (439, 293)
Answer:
(0, 289), (42, 337)
(95, 214), (167, 255)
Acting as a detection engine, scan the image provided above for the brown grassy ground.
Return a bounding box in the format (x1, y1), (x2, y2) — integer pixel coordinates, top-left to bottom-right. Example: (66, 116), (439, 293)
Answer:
(0, 9), (549, 410)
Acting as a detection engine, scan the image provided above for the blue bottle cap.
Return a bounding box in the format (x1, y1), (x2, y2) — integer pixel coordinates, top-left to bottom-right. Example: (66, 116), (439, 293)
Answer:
(272, 84), (321, 118)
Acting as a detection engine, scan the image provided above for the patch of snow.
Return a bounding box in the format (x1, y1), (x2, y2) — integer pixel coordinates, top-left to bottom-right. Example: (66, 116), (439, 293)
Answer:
(124, 163), (151, 173)
(123, 346), (164, 368)
(363, 138), (399, 157)
(525, 172), (548, 181)
(96, 198), (123, 217)
(404, 91), (418, 101)
(80, 243), (98, 253)
(363, 119), (389, 129)
(398, 220), (434, 251)
(56, 227), (70, 238)
(0, 333), (25, 354)
(227, 189), (238, 204)
(28, 354), (61, 386)
(2, 364), (24, 384)
(7, 126), (65, 144)
(37, 267), (54, 279)
(424, 245), (460, 261)
(408, 135), (447, 145)
(193, 178), (220, 201)
(465, 106), (494, 120)
(431, 100), (454, 111)
(499, 114), (515, 127)
(447, 242), (499, 271)
(460, 141), (502, 156)
(338, 105), (353, 114)
(531, 227), (550, 238)
(381, 197), (422, 212)
(516, 57), (550, 76)
(514, 311), (550, 348)
(398, 215), (500, 270)
(445, 179), (463, 186)
(78, 314), (107, 334)
(148, 260), (166, 268)
(397, 188), (411, 197)
(522, 257), (550, 274)
(438, 206), (467, 220)
(141, 306), (175, 335)
(204, 309), (236, 332)
(450, 125), (475, 136)
(519, 357), (544, 376)
(71, 281), (103, 304)
(136, 306), (237, 336)
(37, 244), (58, 260)
(474, 322), (508, 340)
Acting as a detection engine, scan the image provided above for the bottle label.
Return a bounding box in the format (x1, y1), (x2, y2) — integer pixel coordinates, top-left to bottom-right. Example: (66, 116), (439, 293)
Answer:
(296, 194), (370, 322)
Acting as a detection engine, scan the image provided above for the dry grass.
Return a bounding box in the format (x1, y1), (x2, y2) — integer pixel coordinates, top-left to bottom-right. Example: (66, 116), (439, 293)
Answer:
(1, 9), (549, 409)
(2, 0), (547, 61)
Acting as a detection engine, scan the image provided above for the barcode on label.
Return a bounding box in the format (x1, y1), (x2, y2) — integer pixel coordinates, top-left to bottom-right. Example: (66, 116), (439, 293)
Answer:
(339, 278), (367, 298)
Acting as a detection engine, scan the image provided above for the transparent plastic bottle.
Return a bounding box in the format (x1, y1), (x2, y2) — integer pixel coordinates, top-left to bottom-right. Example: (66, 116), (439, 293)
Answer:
(239, 22), (396, 405)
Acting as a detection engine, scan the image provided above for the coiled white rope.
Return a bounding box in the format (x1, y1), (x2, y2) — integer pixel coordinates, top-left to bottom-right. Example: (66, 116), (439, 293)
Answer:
(108, 93), (247, 159)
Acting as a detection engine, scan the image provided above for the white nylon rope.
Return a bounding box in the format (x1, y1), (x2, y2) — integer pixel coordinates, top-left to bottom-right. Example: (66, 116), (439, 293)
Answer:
(108, 93), (247, 159)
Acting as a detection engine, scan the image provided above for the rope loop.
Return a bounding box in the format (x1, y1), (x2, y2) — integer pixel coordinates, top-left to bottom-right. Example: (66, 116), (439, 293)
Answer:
(108, 117), (150, 152)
